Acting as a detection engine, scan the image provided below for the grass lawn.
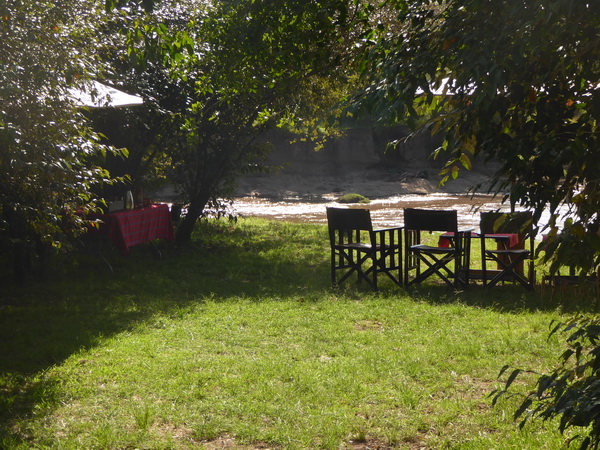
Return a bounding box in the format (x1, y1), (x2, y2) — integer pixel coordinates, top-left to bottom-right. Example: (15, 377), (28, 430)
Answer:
(0, 218), (597, 449)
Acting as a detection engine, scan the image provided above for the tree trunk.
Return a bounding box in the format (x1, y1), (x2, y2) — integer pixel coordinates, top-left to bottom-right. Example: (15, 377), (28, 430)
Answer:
(175, 195), (209, 243)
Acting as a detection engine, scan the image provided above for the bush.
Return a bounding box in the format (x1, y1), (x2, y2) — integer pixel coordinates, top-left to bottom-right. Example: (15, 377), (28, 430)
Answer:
(337, 193), (370, 204)
(492, 315), (600, 449)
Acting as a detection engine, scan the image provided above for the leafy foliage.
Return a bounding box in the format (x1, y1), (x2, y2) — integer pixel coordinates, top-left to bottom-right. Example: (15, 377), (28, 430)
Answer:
(0, 1), (121, 279)
(349, 0), (600, 276)
(492, 316), (600, 449)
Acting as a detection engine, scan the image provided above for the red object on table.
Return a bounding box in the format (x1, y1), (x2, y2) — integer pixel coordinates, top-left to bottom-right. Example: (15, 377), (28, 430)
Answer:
(89, 203), (175, 253)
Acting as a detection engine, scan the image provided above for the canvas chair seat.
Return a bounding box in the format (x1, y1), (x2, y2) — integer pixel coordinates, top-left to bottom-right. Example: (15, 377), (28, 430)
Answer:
(411, 244), (459, 254)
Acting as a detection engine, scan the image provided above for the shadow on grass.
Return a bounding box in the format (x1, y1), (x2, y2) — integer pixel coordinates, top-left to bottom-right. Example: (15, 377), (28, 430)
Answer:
(0, 219), (333, 443)
(403, 283), (599, 313)
(0, 218), (597, 444)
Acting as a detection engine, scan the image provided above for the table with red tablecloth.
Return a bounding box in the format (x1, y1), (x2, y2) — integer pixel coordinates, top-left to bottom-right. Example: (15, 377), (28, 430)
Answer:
(439, 231), (523, 280)
(89, 204), (174, 253)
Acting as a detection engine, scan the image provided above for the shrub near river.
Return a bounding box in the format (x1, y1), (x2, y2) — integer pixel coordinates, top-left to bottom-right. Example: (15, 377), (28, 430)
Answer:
(337, 193), (370, 204)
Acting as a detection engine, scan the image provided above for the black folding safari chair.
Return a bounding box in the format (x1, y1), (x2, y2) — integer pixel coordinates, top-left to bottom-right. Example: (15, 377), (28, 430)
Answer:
(326, 207), (402, 290)
(403, 208), (471, 288)
(479, 211), (536, 289)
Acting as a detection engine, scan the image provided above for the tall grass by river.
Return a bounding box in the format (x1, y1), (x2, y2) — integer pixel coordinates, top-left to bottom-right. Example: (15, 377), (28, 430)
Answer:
(0, 218), (596, 448)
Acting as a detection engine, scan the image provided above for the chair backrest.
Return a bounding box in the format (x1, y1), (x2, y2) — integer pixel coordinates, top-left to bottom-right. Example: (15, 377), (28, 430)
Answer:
(403, 208), (458, 232)
(480, 211), (534, 236)
(326, 207), (373, 233)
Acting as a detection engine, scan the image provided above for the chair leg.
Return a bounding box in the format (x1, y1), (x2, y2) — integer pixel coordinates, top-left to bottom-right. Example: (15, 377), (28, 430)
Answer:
(486, 254), (532, 289)
(481, 248), (487, 286)
(331, 251), (337, 287)
(408, 253), (456, 287)
(373, 249), (402, 287)
(371, 255), (378, 290)
(333, 249), (378, 290)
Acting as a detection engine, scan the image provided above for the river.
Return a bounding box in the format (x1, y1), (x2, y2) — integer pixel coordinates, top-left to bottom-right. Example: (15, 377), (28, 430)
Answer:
(229, 193), (560, 231)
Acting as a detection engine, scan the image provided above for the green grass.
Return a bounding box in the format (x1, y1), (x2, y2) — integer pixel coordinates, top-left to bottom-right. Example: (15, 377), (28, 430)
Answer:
(0, 218), (597, 449)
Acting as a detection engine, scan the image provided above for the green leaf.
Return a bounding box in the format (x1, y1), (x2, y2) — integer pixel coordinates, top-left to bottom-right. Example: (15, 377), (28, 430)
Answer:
(459, 153), (472, 170)
(451, 165), (459, 179)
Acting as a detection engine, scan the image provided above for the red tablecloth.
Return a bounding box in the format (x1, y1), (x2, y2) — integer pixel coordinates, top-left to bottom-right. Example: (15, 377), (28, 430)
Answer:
(89, 204), (175, 253)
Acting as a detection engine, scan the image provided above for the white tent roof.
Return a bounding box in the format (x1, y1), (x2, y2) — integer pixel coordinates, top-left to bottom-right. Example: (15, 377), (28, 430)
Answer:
(69, 80), (143, 108)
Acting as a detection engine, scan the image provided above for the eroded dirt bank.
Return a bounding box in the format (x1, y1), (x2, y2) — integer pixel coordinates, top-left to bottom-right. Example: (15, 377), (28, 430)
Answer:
(234, 126), (500, 200)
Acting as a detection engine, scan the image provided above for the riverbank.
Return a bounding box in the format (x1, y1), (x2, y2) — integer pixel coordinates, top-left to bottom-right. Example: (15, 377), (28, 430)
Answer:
(229, 152), (506, 229)
(230, 192), (505, 229)
(234, 126), (500, 200)
(233, 165), (496, 200)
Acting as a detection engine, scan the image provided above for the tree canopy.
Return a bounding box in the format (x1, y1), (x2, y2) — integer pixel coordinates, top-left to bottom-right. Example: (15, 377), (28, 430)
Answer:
(106, 0), (368, 242)
(349, 0), (600, 275)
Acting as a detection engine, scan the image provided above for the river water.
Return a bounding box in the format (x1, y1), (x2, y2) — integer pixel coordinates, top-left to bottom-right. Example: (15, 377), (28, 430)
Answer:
(229, 193), (554, 231)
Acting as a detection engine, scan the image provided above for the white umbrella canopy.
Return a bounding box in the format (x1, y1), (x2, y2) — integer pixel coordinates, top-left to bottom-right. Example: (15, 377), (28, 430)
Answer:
(69, 80), (143, 108)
